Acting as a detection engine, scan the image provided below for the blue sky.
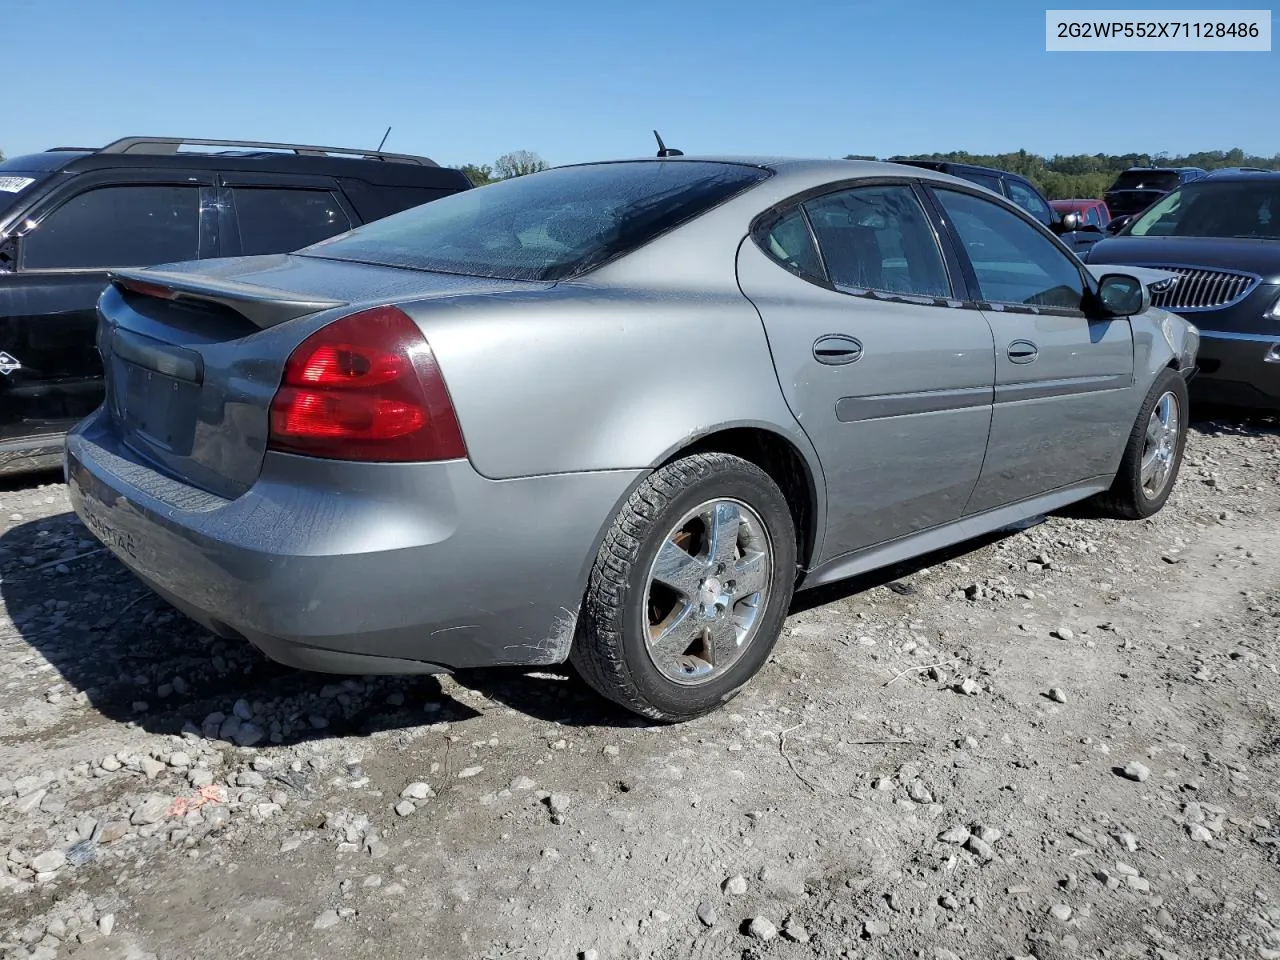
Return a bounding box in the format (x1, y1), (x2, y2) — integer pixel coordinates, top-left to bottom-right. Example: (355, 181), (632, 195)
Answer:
(3, 0), (1277, 166)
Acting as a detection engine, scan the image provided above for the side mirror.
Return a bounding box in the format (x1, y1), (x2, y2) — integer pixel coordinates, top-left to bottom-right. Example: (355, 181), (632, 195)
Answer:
(1060, 211), (1082, 231)
(1095, 273), (1148, 317)
(1105, 215), (1132, 235)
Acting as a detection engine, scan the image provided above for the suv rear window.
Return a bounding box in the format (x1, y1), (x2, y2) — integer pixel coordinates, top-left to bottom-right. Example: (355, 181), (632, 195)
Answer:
(302, 161), (772, 282)
(1110, 170), (1180, 192)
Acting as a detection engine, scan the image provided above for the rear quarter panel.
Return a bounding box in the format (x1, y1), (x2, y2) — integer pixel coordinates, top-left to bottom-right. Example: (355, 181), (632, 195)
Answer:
(404, 283), (815, 482)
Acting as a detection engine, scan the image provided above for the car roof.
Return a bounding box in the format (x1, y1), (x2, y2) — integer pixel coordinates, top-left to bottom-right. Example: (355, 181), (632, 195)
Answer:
(1199, 167), (1280, 180)
(0, 137), (470, 188)
(558, 155), (984, 186)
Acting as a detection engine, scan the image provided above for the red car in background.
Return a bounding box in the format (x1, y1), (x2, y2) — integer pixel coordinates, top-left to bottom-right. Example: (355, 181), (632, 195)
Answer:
(1051, 198), (1112, 229)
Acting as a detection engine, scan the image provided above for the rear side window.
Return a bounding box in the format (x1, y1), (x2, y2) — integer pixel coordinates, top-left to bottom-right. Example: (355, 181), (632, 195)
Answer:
(958, 172), (1003, 194)
(304, 161), (772, 282)
(1004, 179), (1053, 225)
(802, 185), (951, 298)
(231, 188), (352, 255)
(21, 184), (201, 270)
(759, 209), (824, 279)
(339, 181), (460, 223)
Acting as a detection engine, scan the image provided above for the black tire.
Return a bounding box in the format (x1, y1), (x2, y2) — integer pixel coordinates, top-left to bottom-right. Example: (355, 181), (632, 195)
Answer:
(571, 452), (797, 722)
(1095, 367), (1189, 519)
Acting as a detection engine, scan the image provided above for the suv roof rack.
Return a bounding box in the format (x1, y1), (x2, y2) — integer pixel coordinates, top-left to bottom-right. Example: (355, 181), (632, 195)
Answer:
(96, 136), (438, 167)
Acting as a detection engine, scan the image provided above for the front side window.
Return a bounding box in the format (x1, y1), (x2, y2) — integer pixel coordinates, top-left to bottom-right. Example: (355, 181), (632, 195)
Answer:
(1085, 205), (1101, 227)
(231, 187), (352, 255)
(800, 185), (951, 298)
(1126, 180), (1280, 239)
(934, 188), (1084, 309)
(303, 161), (771, 281)
(1004, 179), (1054, 225)
(21, 184), (201, 270)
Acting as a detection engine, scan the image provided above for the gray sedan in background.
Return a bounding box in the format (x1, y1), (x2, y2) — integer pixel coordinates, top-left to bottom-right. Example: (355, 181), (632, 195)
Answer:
(65, 157), (1199, 721)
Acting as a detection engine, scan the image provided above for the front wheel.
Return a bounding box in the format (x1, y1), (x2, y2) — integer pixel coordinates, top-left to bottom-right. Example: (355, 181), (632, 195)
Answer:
(571, 452), (797, 722)
(1095, 368), (1189, 519)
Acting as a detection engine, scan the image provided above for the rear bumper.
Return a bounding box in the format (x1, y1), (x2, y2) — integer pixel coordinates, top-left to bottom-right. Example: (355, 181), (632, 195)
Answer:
(1190, 331), (1280, 409)
(66, 410), (641, 673)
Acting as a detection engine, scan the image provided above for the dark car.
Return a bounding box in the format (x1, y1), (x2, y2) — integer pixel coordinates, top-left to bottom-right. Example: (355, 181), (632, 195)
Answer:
(887, 159), (1105, 256)
(0, 136), (472, 474)
(1085, 168), (1280, 410)
(1103, 167), (1207, 223)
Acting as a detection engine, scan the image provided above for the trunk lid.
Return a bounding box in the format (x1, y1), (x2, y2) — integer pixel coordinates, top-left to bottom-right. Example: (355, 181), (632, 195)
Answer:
(97, 254), (542, 499)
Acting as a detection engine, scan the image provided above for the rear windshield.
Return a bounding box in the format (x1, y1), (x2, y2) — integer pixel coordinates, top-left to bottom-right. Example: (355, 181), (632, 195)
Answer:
(0, 171), (46, 221)
(300, 161), (772, 281)
(1126, 179), (1280, 239)
(1110, 170), (1180, 192)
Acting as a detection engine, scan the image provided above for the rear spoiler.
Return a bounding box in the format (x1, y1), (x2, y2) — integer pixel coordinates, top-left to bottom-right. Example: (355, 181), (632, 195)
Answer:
(109, 268), (348, 330)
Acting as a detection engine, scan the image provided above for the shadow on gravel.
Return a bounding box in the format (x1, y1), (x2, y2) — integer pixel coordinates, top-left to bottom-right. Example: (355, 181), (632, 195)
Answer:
(1188, 403), (1279, 436)
(0, 467), (62, 493)
(0, 509), (650, 740)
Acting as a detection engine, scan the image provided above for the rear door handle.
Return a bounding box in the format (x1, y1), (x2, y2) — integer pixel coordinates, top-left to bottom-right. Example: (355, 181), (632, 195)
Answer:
(813, 334), (864, 365)
(1007, 339), (1038, 364)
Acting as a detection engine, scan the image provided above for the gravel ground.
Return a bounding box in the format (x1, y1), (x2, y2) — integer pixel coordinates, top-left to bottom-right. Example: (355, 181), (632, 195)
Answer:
(0, 415), (1278, 960)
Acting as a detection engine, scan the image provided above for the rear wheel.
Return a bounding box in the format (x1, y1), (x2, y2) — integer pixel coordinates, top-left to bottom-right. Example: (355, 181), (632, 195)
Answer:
(571, 452), (797, 721)
(1095, 368), (1188, 519)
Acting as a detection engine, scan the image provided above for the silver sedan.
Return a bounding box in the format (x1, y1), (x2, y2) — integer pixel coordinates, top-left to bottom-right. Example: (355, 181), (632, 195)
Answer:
(66, 156), (1199, 720)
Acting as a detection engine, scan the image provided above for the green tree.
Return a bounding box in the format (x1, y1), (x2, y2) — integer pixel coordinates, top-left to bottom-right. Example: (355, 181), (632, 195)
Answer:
(494, 150), (547, 179)
(460, 163), (495, 187)
(881, 147), (1280, 199)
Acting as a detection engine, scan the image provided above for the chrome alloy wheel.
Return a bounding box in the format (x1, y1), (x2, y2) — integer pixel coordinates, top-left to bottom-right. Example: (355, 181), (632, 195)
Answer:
(1141, 390), (1181, 498)
(642, 498), (774, 686)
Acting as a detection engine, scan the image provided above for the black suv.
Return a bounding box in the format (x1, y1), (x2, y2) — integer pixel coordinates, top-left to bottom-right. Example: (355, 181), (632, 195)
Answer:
(887, 159), (1103, 255)
(0, 136), (472, 474)
(1103, 166), (1206, 223)
(1085, 168), (1280, 410)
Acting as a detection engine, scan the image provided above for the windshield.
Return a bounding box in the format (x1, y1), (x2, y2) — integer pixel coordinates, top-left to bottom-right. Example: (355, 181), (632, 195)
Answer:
(0, 171), (46, 222)
(301, 161), (772, 281)
(1126, 180), (1280, 239)
(1111, 170), (1180, 192)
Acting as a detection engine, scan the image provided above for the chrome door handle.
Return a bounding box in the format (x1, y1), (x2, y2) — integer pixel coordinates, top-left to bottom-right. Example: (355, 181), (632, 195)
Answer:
(1007, 339), (1038, 364)
(813, 334), (864, 365)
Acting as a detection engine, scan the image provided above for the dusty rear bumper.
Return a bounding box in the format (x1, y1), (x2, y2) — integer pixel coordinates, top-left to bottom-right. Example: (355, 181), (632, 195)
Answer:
(66, 410), (641, 674)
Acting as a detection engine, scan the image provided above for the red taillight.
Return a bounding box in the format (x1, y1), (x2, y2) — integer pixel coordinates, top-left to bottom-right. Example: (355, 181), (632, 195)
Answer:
(267, 305), (466, 462)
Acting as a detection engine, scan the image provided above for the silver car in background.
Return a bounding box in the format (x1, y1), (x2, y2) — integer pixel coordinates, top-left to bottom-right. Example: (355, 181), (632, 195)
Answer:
(65, 157), (1199, 721)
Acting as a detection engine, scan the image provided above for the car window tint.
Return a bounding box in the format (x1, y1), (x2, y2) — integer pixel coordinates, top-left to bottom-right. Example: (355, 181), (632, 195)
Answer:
(232, 188), (353, 255)
(1127, 180), (1280, 239)
(802, 185), (950, 298)
(959, 172), (1003, 194)
(1004, 179), (1053, 225)
(758, 208), (824, 279)
(1086, 206), (1100, 227)
(21, 185), (201, 270)
(934, 188), (1084, 309)
(305, 161), (771, 282)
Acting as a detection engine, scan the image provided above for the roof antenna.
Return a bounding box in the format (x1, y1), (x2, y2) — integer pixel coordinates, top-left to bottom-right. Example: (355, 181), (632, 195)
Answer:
(653, 130), (683, 158)
(376, 126), (392, 152)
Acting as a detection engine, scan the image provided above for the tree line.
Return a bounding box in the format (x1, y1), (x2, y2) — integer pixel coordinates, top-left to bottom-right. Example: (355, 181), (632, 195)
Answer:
(851, 148), (1280, 200)
(459, 150), (547, 186)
